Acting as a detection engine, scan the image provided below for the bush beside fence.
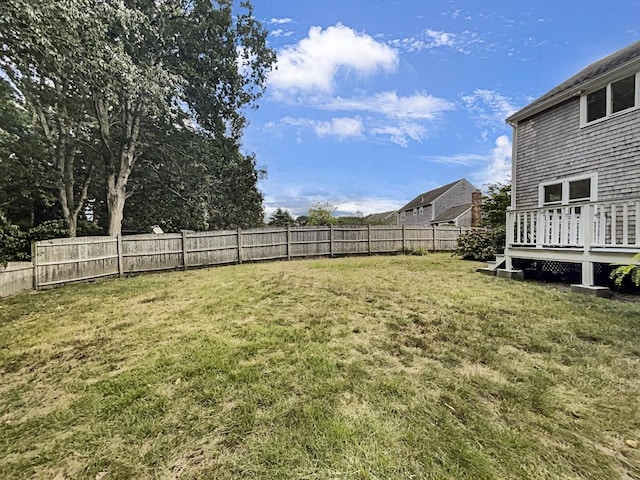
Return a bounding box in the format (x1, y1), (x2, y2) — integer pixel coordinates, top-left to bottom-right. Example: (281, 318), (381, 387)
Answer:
(1, 225), (468, 297)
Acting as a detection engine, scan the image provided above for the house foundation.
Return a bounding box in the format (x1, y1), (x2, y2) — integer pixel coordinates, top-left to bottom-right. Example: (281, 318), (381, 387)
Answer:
(570, 284), (611, 298)
(496, 268), (524, 281)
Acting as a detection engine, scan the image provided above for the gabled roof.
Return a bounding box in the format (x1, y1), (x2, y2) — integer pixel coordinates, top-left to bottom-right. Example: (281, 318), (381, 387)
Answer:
(432, 203), (471, 223)
(400, 179), (469, 212)
(507, 40), (640, 124)
(365, 211), (397, 224)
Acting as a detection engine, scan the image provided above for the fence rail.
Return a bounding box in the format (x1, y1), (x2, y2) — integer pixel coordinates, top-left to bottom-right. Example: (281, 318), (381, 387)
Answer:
(1, 224), (469, 296)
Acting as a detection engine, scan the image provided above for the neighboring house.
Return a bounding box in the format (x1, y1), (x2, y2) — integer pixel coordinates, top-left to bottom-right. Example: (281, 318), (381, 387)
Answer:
(431, 203), (472, 227)
(500, 40), (640, 294)
(365, 211), (398, 225)
(398, 178), (480, 227)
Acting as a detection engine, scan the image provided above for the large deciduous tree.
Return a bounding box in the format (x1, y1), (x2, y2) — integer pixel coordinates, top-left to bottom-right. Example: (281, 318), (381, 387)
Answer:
(0, 1), (98, 236)
(0, 0), (275, 236)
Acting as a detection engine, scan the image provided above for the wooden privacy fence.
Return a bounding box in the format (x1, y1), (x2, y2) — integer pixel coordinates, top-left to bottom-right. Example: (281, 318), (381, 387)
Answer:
(2, 225), (468, 295)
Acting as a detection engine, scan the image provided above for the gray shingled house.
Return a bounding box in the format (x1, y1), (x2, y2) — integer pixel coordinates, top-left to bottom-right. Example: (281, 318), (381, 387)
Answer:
(498, 40), (640, 295)
(398, 178), (479, 227)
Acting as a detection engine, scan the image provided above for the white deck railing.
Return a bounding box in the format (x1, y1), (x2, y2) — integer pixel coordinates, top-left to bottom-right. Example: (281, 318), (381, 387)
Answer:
(507, 198), (640, 249)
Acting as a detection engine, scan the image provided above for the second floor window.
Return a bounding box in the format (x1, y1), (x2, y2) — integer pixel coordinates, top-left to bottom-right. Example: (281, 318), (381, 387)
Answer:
(583, 72), (638, 125)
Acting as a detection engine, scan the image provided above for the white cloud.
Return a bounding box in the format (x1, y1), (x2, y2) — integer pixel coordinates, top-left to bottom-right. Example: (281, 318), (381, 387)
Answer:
(314, 117), (364, 139)
(324, 91), (454, 120)
(269, 23), (398, 93)
(420, 135), (512, 187)
(270, 18), (292, 25)
(425, 29), (455, 47)
(279, 90), (452, 146)
(263, 189), (404, 218)
(335, 198), (404, 216)
(389, 29), (479, 54)
(270, 29), (294, 38)
(462, 89), (518, 129)
(472, 135), (512, 187)
(281, 116), (363, 140)
(420, 153), (488, 165)
(371, 122), (427, 147)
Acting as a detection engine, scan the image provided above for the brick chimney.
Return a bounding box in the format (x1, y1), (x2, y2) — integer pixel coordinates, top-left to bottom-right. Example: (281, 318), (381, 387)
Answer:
(471, 190), (482, 227)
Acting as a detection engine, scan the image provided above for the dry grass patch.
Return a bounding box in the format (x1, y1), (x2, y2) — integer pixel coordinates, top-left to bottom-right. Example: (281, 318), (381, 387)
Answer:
(0, 254), (639, 479)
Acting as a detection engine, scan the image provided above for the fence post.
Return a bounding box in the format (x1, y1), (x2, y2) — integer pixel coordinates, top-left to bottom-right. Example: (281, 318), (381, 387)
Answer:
(182, 230), (189, 270)
(330, 225), (334, 256)
(287, 225), (292, 260)
(116, 234), (124, 278)
(432, 225), (437, 252)
(31, 240), (39, 290)
(237, 227), (243, 264)
(368, 224), (372, 255)
(402, 225), (406, 253)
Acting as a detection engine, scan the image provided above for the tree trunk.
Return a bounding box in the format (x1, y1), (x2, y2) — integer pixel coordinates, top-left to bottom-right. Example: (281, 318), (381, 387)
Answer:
(106, 175), (127, 236)
(96, 96), (142, 237)
(36, 101), (93, 238)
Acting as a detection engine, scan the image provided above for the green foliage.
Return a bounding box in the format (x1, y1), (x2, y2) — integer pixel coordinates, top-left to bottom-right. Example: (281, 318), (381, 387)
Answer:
(27, 220), (69, 243)
(294, 215), (309, 227)
(0, 212), (28, 266)
(307, 202), (336, 226)
(334, 216), (369, 225)
(453, 182), (510, 259)
(0, 0), (276, 236)
(454, 229), (498, 261)
(491, 225), (506, 254)
(268, 208), (295, 227)
(0, 79), (58, 230)
(610, 253), (640, 287)
(123, 130), (265, 232)
(482, 183), (511, 228)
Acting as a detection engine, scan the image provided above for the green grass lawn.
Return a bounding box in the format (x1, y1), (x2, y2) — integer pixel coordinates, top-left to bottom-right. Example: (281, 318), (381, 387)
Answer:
(0, 254), (639, 479)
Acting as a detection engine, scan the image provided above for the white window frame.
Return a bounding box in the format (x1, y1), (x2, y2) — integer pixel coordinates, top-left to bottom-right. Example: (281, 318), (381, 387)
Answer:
(413, 208), (417, 216)
(418, 206), (424, 215)
(580, 71), (640, 127)
(538, 173), (598, 207)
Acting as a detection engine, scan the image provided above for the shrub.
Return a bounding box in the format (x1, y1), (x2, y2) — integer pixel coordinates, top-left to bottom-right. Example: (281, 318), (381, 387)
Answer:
(27, 219), (69, 242)
(0, 212), (28, 267)
(492, 225), (506, 255)
(610, 253), (640, 288)
(454, 229), (496, 261)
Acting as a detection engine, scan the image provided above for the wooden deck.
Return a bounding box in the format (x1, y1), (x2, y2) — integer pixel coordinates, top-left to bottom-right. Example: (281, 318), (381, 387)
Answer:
(504, 197), (640, 286)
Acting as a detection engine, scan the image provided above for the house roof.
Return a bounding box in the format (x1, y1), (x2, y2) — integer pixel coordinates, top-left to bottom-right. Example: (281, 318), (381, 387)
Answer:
(365, 211), (397, 224)
(507, 40), (640, 124)
(400, 179), (467, 212)
(432, 204), (471, 223)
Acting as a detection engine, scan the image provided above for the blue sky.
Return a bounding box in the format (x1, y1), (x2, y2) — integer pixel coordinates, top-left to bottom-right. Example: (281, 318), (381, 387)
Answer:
(241, 0), (640, 218)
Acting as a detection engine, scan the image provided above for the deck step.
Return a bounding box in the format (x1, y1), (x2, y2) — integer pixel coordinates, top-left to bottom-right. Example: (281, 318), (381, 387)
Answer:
(485, 255), (506, 271)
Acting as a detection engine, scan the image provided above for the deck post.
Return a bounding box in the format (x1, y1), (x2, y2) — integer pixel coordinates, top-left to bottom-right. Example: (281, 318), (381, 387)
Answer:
(580, 204), (594, 287)
(536, 210), (544, 248)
